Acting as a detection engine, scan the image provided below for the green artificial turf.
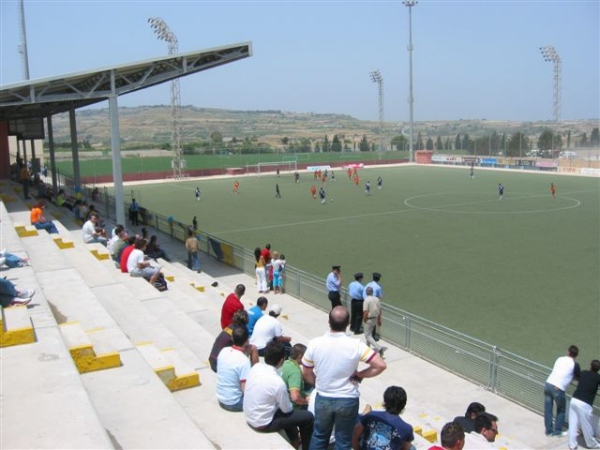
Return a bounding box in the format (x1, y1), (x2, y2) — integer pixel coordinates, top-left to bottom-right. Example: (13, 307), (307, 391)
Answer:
(118, 165), (600, 366)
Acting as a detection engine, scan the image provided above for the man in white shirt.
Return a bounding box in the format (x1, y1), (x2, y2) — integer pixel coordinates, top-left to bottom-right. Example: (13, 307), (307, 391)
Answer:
(463, 412), (499, 450)
(216, 325), (251, 412)
(82, 213), (107, 246)
(544, 345), (581, 436)
(126, 238), (161, 284)
(243, 341), (313, 450)
(249, 304), (291, 357)
(302, 306), (386, 449)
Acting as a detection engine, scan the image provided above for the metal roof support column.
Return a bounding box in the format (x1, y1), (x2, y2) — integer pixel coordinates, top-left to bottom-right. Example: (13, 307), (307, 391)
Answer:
(68, 108), (81, 191)
(108, 93), (125, 226)
(46, 116), (58, 197)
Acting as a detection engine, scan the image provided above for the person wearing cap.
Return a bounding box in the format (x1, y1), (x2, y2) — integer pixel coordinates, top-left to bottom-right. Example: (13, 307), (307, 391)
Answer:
(326, 266), (342, 309)
(348, 272), (365, 334)
(250, 304), (292, 357)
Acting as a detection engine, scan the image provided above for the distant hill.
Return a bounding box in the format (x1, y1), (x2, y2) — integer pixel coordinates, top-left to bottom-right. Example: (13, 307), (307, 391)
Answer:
(48, 105), (597, 150)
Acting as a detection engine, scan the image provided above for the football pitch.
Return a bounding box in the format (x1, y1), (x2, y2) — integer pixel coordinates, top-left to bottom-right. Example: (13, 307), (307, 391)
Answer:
(124, 165), (600, 366)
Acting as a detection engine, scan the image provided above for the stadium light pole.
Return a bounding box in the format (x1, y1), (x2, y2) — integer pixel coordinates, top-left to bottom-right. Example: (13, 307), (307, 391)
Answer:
(148, 17), (184, 179)
(18, 0), (30, 80)
(370, 70), (385, 158)
(403, 0), (417, 163)
(540, 45), (561, 154)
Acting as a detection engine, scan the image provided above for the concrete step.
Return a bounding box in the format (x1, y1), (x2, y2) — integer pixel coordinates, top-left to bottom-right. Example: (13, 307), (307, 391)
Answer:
(136, 342), (200, 391)
(0, 305), (35, 347)
(13, 222), (39, 237)
(59, 321), (121, 373)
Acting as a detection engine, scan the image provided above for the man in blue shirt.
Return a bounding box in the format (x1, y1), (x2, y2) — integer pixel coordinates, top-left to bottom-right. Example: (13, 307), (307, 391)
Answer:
(325, 265), (342, 309)
(348, 273), (365, 334)
(247, 297), (268, 336)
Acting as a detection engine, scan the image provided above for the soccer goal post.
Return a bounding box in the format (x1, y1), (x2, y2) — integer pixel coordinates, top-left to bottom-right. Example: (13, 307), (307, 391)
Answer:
(254, 160), (298, 176)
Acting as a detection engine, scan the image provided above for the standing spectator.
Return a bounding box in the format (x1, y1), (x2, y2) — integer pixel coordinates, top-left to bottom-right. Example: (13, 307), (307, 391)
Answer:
(30, 200), (59, 234)
(247, 296), (268, 336)
(428, 422), (465, 450)
(192, 215), (198, 232)
(209, 309), (258, 373)
(544, 345), (581, 436)
(261, 244), (272, 291)
(185, 228), (201, 272)
(453, 402), (486, 433)
(363, 286), (387, 358)
(348, 272), (365, 334)
(249, 304), (292, 357)
(302, 306), (387, 449)
(568, 359), (600, 450)
(281, 344), (310, 410)
(220, 284), (245, 329)
(363, 272), (383, 341)
(352, 386), (415, 450)
(127, 238), (162, 285)
(0, 277), (35, 307)
(325, 265), (342, 309)
(216, 325), (252, 412)
(244, 341), (314, 450)
(255, 247), (268, 294)
(82, 213), (107, 246)
(20, 163), (30, 199)
(129, 198), (139, 225)
(271, 252), (285, 295)
(463, 413), (499, 449)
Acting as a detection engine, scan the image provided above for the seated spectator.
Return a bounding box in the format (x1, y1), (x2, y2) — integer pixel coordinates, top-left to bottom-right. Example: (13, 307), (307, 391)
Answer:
(243, 341), (314, 450)
(119, 238), (136, 273)
(249, 304), (292, 357)
(247, 296), (268, 336)
(82, 213), (108, 246)
(221, 284), (246, 330)
(428, 422), (465, 450)
(453, 402), (485, 433)
(30, 200), (59, 234)
(55, 189), (67, 208)
(216, 325), (252, 412)
(146, 235), (171, 262)
(36, 183), (52, 201)
(462, 412), (499, 450)
(126, 238), (162, 284)
(85, 204), (98, 222)
(111, 229), (131, 267)
(107, 225), (124, 257)
(352, 386), (415, 450)
(281, 343), (310, 409)
(0, 278), (35, 307)
(74, 200), (88, 222)
(209, 309), (259, 373)
(0, 249), (29, 269)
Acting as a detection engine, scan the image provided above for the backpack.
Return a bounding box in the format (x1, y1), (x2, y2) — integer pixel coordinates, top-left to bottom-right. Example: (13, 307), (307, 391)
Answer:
(151, 273), (168, 291)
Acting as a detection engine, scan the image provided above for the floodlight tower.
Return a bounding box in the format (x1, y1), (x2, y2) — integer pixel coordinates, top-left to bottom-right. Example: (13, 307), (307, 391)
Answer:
(18, 0), (30, 80)
(539, 45), (561, 124)
(370, 70), (385, 155)
(148, 17), (184, 179)
(403, 0), (417, 162)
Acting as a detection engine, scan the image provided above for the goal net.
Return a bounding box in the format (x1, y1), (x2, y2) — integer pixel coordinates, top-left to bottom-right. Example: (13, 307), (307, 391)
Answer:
(247, 160), (298, 176)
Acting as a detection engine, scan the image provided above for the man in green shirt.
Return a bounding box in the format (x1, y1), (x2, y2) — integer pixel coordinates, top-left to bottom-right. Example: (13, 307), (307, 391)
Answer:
(281, 343), (310, 409)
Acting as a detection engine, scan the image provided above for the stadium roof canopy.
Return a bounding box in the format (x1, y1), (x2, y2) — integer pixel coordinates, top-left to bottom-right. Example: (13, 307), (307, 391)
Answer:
(0, 42), (252, 122)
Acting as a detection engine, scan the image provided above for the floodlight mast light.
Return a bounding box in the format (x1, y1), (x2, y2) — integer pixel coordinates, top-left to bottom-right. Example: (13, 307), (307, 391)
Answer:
(148, 17), (184, 179)
(370, 70), (385, 157)
(539, 45), (561, 124)
(403, 0), (417, 162)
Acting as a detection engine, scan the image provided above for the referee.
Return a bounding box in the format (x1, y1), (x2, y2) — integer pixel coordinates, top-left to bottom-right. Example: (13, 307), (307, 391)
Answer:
(325, 265), (342, 309)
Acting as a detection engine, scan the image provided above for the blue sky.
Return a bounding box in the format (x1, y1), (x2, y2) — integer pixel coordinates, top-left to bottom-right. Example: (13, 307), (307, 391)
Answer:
(1, 1), (598, 122)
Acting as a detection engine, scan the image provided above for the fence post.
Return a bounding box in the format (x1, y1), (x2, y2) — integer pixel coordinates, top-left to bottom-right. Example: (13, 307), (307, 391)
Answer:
(405, 316), (411, 351)
(490, 346), (499, 391)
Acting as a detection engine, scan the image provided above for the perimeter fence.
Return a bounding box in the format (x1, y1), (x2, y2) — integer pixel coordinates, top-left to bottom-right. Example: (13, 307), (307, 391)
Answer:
(60, 172), (598, 419)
